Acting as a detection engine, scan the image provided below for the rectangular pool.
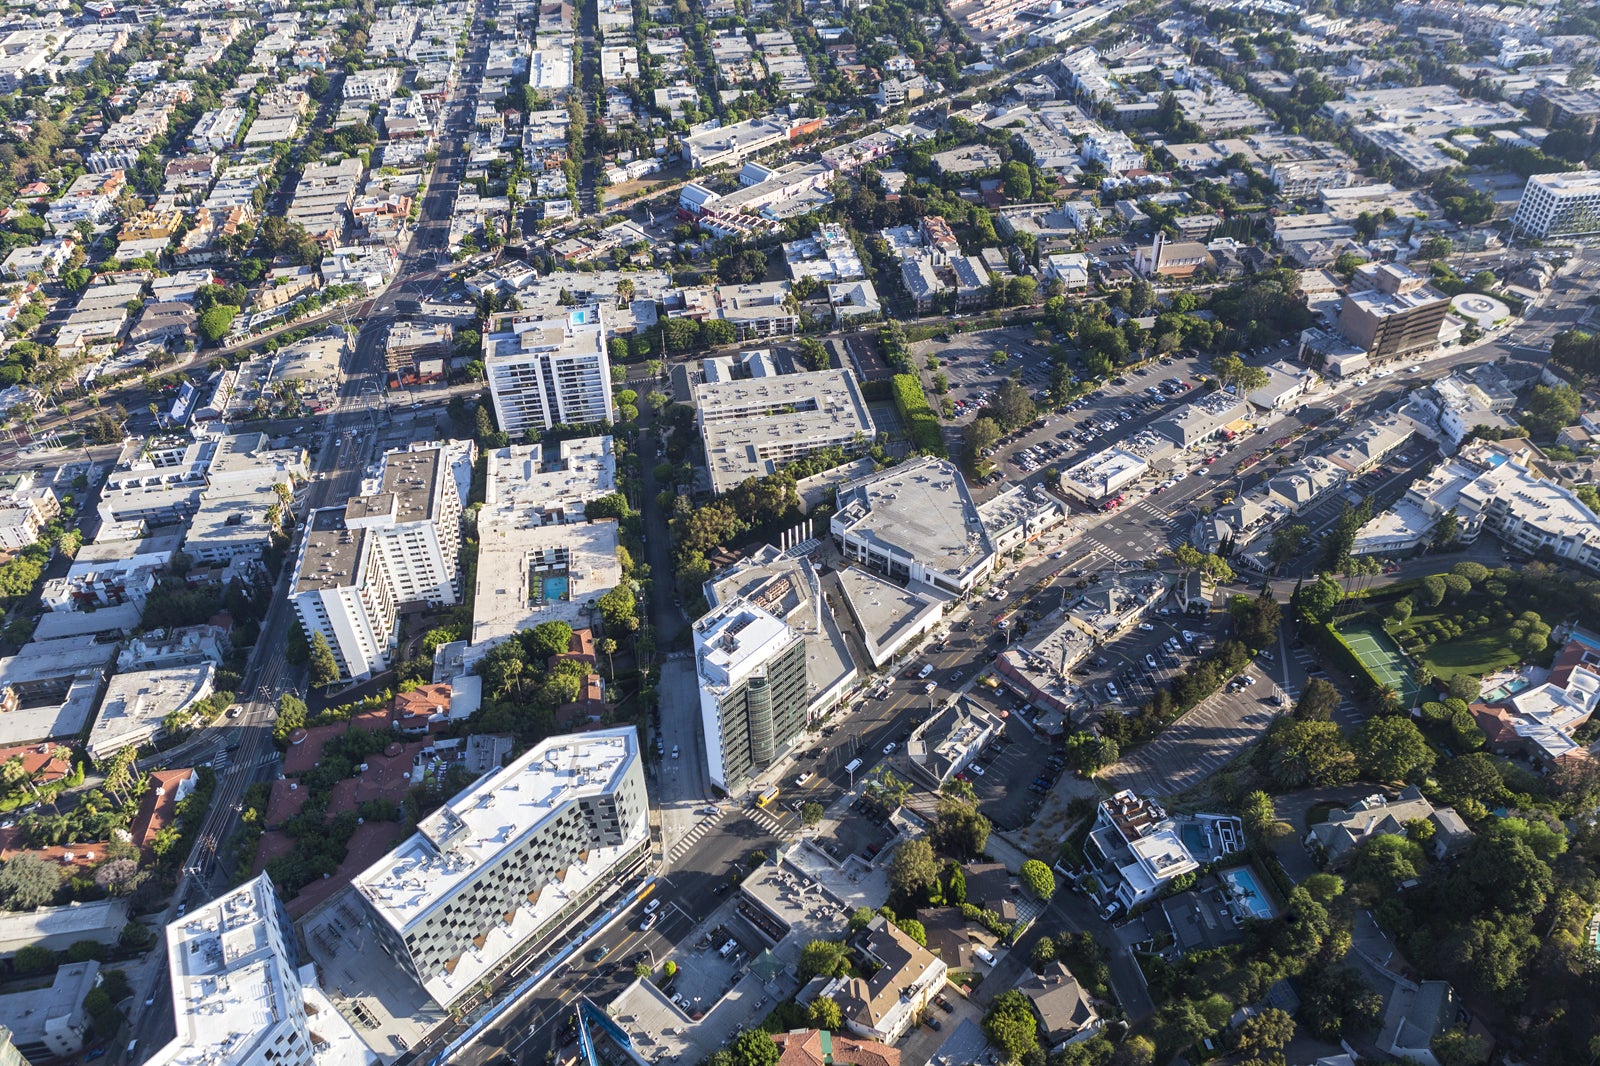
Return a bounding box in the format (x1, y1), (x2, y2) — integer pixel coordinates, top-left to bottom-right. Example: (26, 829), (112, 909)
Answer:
(1222, 867), (1275, 920)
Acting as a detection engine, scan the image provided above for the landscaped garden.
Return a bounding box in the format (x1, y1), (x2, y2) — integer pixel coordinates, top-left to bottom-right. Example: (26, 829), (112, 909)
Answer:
(1382, 565), (1553, 683)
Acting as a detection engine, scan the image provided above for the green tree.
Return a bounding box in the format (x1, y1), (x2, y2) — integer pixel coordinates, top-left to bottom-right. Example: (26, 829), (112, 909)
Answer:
(308, 631), (340, 688)
(848, 906), (875, 934)
(1355, 715), (1434, 782)
(801, 802), (824, 827)
(1240, 790), (1288, 845)
(1294, 677), (1341, 722)
(1237, 1008), (1295, 1057)
(1001, 160), (1033, 201)
(895, 918), (927, 946)
(1294, 574), (1344, 623)
(931, 796), (990, 858)
(1349, 833), (1424, 890)
(524, 620), (574, 661)
(1432, 1027), (1490, 1066)
(798, 939), (851, 980)
(727, 1027), (780, 1066)
(1422, 574), (1447, 607)
(198, 304), (240, 344)
(809, 996), (842, 1030)
(0, 853), (64, 910)
(984, 989), (1042, 1063)
(1259, 719), (1356, 789)
(889, 838), (941, 900)
(1031, 934), (1057, 971)
(1019, 859), (1056, 901)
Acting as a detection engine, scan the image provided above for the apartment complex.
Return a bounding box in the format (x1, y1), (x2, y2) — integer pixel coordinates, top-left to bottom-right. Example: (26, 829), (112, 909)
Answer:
(346, 445), (465, 607)
(696, 368), (875, 494)
(351, 728), (649, 1007)
(147, 873), (371, 1066)
(468, 437), (623, 655)
(1510, 170), (1600, 240)
(484, 306), (615, 436)
(694, 599), (809, 793)
(289, 507), (398, 680)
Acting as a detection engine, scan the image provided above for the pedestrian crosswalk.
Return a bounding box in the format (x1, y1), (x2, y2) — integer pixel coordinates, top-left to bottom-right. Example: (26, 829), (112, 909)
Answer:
(666, 812), (722, 865)
(664, 803), (786, 866)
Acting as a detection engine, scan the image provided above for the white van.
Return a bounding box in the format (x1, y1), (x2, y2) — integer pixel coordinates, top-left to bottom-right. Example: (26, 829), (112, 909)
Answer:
(973, 946), (997, 966)
(844, 758), (863, 775)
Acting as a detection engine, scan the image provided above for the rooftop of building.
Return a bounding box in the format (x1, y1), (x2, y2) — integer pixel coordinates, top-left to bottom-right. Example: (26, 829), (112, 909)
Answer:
(348, 444), (446, 527)
(87, 662), (214, 758)
(352, 728), (638, 931)
(154, 875), (304, 1066)
(693, 599), (799, 692)
(833, 457), (994, 581)
(292, 507), (367, 594)
(483, 437), (616, 522)
(697, 370), (875, 493)
(470, 518), (621, 647)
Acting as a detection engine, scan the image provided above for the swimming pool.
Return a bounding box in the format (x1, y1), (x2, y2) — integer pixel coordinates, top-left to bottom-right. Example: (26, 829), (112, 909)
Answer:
(1482, 677), (1531, 703)
(1222, 867), (1275, 920)
(541, 576), (570, 602)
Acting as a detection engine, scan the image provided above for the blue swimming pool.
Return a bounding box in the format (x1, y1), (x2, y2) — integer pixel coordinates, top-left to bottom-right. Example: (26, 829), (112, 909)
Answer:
(1222, 867), (1275, 920)
(542, 576), (570, 602)
(1482, 677), (1531, 703)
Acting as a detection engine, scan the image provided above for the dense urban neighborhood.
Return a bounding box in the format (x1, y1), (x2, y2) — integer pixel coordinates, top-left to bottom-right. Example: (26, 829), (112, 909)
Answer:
(0, 0), (1599, 1065)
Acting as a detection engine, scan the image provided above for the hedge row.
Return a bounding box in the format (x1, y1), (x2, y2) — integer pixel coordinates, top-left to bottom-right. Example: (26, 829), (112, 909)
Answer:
(890, 373), (946, 457)
(1309, 620), (1390, 697)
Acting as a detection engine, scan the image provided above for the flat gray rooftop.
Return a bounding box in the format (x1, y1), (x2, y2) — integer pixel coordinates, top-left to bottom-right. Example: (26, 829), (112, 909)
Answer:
(294, 508), (365, 594)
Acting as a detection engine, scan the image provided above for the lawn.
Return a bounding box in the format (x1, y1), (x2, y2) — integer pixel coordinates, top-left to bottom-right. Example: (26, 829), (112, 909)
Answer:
(1390, 607), (1522, 679)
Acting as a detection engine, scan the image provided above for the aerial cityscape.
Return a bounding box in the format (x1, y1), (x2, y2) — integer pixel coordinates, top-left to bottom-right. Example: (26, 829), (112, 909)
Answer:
(0, 0), (1597, 1064)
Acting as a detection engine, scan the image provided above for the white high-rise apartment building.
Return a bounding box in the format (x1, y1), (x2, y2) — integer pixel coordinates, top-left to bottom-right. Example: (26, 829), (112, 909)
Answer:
(1511, 170), (1600, 239)
(290, 507), (399, 680)
(484, 305), (615, 436)
(694, 600), (809, 793)
(346, 444), (464, 607)
(351, 727), (649, 1007)
(147, 873), (372, 1066)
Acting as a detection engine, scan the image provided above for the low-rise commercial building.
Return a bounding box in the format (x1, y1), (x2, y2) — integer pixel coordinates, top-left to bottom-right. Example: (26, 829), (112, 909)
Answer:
(832, 457), (996, 597)
(696, 369), (875, 495)
(906, 698), (1000, 787)
(1059, 447), (1148, 503)
(85, 662), (216, 761)
(0, 961), (100, 1061)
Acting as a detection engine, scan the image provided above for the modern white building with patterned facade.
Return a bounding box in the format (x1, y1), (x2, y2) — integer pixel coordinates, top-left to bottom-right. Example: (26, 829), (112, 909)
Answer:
(351, 728), (649, 1007)
(484, 306), (616, 436)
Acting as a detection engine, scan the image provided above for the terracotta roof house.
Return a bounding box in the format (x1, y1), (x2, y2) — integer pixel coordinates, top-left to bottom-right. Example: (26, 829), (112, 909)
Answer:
(772, 1029), (900, 1066)
(129, 767), (196, 858)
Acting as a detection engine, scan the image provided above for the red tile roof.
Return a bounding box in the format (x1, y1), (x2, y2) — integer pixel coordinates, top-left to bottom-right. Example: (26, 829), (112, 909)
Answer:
(129, 768), (195, 857)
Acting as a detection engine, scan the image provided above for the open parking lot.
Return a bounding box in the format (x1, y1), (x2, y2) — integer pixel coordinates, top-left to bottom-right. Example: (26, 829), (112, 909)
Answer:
(1104, 651), (1291, 798)
(1072, 608), (1214, 711)
(959, 688), (1062, 832)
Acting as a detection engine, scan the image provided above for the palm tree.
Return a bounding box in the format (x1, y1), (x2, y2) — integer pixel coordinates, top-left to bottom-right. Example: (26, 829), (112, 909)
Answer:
(599, 637), (617, 681)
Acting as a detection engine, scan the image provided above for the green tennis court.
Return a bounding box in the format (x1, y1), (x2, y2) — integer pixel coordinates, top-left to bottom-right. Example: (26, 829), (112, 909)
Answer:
(1337, 620), (1418, 704)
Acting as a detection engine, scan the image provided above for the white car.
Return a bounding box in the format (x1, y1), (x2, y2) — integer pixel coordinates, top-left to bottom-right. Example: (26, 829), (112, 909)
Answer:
(644, 898), (662, 915)
(670, 745), (680, 759)
(1138, 623), (1155, 632)
(1146, 654), (1158, 669)
(970, 764), (986, 776)
(795, 771), (814, 786)
(883, 742), (897, 755)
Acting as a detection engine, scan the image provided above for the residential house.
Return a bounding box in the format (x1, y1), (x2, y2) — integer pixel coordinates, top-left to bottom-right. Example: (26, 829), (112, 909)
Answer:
(1015, 962), (1101, 1051)
(1305, 786), (1473, 864)
(825, 916), (948, 1043)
